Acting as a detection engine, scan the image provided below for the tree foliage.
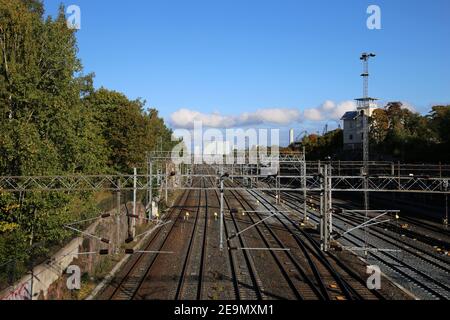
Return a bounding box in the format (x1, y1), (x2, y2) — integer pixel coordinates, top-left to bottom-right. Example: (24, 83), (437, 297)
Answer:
(84, 88), (174, 172)
(295, 129), (343, 160)
(370, 102), (450, 162)
(295, 102), (450, 162)
(0, 0), (175, 286)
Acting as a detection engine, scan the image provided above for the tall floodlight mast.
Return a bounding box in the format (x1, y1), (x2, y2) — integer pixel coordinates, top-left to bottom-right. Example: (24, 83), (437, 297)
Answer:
(357, 52), (376, 167)
(356, 52), (376, 256)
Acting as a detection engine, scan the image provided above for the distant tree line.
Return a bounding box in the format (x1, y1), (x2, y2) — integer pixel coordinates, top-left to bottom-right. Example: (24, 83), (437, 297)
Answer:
(0, 0), (175, 285)
(292, 130), (343, 160)
(370, 102), (450, 163)
(291, 102), (450, 163)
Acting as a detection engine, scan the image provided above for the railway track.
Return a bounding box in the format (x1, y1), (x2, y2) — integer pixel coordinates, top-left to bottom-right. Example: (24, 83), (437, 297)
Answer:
(228, 187), (328, 300)
(368, 193), (450, 234)
(100, 179), (204, 300)
(174, 179), (205, 300)
(261, 187), (450, 300)
(102, 171), (247, 300)
(333, 193), (450, 246)
(100, 188), (192, 300)
(133, 183), (203, 299)
(235, 184), (382, 300)
(282, 191), (450, 268)
(203, 176), (241, 300)
(208, 175), (265, 300)
(96, 166), (392, 300)
(284, 192), (450, 267)
(225, 187), (301, 300)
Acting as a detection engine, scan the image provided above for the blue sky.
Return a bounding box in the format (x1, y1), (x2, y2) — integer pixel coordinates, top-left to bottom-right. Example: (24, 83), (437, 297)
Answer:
(43, 0), (450, 144)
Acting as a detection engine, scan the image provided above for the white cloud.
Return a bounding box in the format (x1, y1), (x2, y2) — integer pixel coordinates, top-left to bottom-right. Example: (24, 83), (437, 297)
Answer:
(303, 100), (357, 121)
(170, 108), (302, 129)
(169, 100), (359, 129)
(303, 108), (323, 121)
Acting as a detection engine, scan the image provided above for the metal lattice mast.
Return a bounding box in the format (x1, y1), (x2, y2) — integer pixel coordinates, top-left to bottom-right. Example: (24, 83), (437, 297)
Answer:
(360, 52), (375, 166)
(359, 52), (376, 256)
(302, 147), (307, 222)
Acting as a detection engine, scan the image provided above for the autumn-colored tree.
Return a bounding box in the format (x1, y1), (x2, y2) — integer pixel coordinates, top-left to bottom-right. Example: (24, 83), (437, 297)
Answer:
(370, 108), (389, 144)
(298, 130), (343, 160)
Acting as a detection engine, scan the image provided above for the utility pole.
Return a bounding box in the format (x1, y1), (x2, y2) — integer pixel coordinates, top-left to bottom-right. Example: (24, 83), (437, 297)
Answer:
(116, 179), (121, 254)
(165, 162), (168, 204)
(276, 175), (280, 205)
(319, 167), (325, 251)
(220, 178), (224, 250)
(328, 164), (333, 236)
(302, 146), (307, 222)
(318, 164), (332, 252)
(149, 159), (153, 220)
(445, 180), (449, 228)
(219, 170), (230, 251)
(131, 168), (137, 238)
(445, 193), (448, 229)
(324, 165), (330, 252)
(220, 174), (225, 251)
(29, 207), (36, 300)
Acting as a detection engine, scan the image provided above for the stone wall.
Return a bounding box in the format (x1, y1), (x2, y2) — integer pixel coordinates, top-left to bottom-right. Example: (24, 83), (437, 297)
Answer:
(0, 202), (146, 300)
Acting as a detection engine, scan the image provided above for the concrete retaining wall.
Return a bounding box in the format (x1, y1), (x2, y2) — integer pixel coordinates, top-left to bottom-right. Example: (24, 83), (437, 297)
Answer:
(0, 202), (146, 300)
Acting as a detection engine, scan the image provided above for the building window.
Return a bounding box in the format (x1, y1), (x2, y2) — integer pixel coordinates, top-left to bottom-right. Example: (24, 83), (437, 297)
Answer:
(349, 134), (353, 141)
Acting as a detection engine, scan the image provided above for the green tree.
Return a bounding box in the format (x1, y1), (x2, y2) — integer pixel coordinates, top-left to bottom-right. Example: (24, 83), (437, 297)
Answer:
(0, 1), (107, 285)
(84, 88), (175, 172)
(298, 129), (343, 160)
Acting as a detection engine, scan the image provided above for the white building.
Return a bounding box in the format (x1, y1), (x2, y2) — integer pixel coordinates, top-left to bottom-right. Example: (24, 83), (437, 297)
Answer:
(341, 99), (378, 151)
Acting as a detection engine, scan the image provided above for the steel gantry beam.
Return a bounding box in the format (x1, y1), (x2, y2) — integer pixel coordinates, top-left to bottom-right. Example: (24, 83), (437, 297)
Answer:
(0, 173), (449, 194)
